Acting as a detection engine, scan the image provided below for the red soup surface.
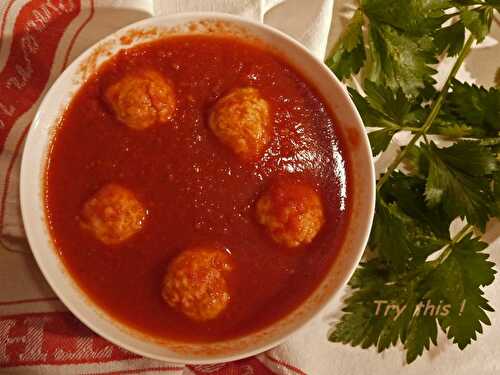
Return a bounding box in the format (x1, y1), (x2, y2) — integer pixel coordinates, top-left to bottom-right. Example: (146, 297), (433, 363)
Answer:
(45, 34), (352, 342)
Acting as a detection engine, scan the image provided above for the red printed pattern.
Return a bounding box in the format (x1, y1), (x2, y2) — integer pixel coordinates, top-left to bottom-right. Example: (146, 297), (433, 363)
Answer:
(0, 312), (139, 367)
(0, 312), (278, 374)
(189, 359), (277, 375)
(0, 1), (96, 251)
(0, 0), (80, 152)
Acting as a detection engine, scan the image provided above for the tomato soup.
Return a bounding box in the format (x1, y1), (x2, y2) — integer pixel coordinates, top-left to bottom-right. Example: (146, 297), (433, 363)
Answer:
(45, 35), (352, 342)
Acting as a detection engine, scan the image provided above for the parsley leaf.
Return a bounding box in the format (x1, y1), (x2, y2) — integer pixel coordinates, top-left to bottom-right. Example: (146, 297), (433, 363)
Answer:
(486, 0), (500, 9)
(441, 81), (500, 137)
(432, 140), (498, 176)
(361, 0), (451, 35)
(348, 86), (405, 129)
(363, 81), (421, 124)
(381, 172), (452, 239)
(368, 129), (396, 155)
(493, 171), (500, 210)
(370, 192), (447, 270)
(404, 314), (438, 363)
(367, 23), (437, 97)
(326, 10), (366, 80)
(329, 259), (434, 362)
(451, 235), (496, 287)
(370, 198), (413, 270)
(430, 235), (496, 348)
(404, 144), (430, 178)
(349, 82), (425, 155)
(428, 117), (478, 138)
(460, 6), (494, 42)
(428, 81), (499, 139)
(434, 21), (466, 56)
(421, 142), (497, 229)
(329, 259), (415, 349)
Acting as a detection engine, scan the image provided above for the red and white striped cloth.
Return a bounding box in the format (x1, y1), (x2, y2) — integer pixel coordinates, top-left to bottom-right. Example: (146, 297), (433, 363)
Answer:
(0, 1), (334, 374)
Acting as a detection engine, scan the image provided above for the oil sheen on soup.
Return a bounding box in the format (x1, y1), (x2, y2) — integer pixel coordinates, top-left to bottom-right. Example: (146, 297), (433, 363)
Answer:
(45, 34), (352, 342)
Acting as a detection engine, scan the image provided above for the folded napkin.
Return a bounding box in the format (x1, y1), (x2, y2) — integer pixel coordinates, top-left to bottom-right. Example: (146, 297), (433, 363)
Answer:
(154, 0), (334, 58)
(0, 1), (335, 374)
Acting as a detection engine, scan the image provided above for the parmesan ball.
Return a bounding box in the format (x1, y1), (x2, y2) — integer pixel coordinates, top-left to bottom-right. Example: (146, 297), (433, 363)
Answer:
(209, 87), (271, 161)
(105, 70), (176, 130)
(80, 184), (147, 245)
(256, 179), (325, 248)
(162, 247), (233, 322)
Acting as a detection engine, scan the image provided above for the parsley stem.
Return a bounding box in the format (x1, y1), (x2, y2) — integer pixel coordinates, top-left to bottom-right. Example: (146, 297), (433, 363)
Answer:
(401, 126), (423, 132)
(479, 137), (500, 146)
(435, 224), (474, 266)
(419, 35), (475, 134)
(447, 5), (486, 18)
(376, 34), (475, 191)
(327, 9), (364, 59)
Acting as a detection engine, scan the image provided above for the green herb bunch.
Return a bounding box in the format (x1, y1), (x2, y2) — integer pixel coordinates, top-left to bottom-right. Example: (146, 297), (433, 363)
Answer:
(326, 0), (500, 363)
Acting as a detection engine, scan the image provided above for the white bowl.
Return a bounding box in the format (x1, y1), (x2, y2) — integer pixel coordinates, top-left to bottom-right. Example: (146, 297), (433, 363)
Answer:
(20, 12), (375, 364)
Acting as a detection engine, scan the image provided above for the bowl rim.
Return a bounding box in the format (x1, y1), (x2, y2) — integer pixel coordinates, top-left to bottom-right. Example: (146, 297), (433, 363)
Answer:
(20, 11), (375, 364)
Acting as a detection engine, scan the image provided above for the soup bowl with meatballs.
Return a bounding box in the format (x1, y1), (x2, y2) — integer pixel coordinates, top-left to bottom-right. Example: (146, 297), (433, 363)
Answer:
(20, 13), (375, 363)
